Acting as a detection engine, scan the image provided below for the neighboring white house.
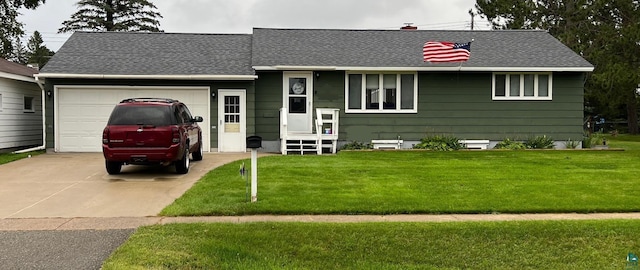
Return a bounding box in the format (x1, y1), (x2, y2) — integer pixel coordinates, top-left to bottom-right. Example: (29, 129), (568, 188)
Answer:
(0, 58), (42, 152)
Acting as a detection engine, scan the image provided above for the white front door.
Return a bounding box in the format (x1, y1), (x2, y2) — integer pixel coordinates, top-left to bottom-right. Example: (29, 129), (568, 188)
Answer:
(283, 72), (313, 133)
(218, 89), (246, 152)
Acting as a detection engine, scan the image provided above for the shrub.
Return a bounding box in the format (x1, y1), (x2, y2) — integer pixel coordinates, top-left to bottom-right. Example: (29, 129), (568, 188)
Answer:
(564, 138), (581, 149)
(413, 135), (462, 151)
(341, 141), (372, 150)
(525, 135), (555, 149)
(583, 133), (605, 148)
(493, 138), (526, 150)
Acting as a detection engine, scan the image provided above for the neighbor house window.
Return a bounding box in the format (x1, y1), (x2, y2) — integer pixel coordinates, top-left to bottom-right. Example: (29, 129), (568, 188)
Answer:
(346, 72), (417, 113)
(23, 96), (35, 112)
(493, 73), (552, 100)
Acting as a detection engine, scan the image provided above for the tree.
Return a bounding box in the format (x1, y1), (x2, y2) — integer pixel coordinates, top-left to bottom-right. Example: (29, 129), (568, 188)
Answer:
(475, 0), (640, 134)
(0, 0), (46, 59)
(10, 39), (29, 64)
(586, 0), (640, 133)
(26, 31), (55, 68)
(58, 0), (163, 33)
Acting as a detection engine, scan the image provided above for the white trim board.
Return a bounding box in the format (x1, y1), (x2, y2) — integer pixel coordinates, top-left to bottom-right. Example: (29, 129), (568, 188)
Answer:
(37, 73), (257, 81)
(253, 66), (594, 72)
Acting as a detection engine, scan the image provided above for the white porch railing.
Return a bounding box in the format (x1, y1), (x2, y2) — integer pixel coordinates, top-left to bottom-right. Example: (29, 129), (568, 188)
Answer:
(315, 108), (340, 154)
(280, 107), (339, 155)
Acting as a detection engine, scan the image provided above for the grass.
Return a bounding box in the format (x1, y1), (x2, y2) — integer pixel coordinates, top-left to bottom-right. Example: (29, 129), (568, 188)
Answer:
(106, 136), (640, 269)
(103, 220), (640, 269)
(161, 148), (640, 216)
(605, 134), (640, 150)
(0, 150), (44, 165)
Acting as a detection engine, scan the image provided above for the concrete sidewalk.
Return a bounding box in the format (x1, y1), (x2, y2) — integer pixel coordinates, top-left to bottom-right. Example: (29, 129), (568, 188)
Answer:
(3, 213), (640, 231)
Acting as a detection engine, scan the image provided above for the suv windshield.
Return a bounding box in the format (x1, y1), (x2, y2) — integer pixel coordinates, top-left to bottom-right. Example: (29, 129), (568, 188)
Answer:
(107, 105), (175, 126)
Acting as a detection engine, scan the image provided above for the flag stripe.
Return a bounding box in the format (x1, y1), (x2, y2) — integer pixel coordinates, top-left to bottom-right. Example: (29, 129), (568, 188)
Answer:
(423, 41), (471, 63)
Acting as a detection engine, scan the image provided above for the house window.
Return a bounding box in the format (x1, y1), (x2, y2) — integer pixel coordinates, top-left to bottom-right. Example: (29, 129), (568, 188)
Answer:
(346, 72), (417, 113)
(24, 96), (35, 112)
(493, 73), (552, 100)
(0, 93), (3, 111)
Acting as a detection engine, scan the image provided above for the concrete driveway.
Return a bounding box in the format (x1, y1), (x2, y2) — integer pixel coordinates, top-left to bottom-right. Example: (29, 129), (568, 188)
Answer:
(0, 152), (249, 218)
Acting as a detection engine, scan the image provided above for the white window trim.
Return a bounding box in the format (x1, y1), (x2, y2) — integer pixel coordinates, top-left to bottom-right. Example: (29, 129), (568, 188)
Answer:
(492, 72), (553, 100)
(23, 95), (35, 113)
(345, 72), (418, 113)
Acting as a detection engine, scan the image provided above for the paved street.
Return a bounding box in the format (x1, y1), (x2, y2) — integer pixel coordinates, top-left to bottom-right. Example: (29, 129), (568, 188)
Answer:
(0, 229), (133, 270)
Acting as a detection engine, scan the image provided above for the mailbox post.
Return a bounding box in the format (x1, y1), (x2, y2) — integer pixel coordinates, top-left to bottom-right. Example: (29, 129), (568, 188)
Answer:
(246, 136), (262, 202)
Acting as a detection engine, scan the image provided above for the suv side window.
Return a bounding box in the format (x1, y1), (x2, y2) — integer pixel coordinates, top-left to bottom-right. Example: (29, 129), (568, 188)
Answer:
(179, 104), (194, 123)
(173, 106), (184, 124)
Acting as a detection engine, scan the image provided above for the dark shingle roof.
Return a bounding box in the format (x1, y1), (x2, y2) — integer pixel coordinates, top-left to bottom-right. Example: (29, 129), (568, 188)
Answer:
(251, 28), (593, 69)
(41, 32), (254, 76)
(0, 58), (37, 77)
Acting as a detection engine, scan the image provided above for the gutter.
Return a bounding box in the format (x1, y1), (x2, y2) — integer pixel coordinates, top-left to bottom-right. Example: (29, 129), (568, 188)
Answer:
(14, 76), (47, 154)
(252, 66), (595, 73)
(35, 73), (258, 81)
(0, 71), (37, 83)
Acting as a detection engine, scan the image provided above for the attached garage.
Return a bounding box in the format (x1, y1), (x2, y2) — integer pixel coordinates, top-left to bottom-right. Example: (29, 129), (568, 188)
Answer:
(54, 86), (210, 152)
(36, 32), (256, 153)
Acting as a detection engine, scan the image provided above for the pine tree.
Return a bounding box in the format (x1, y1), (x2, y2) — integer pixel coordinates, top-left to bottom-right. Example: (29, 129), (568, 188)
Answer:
(26, 31), (55, 68)
(0, 0), (46, 59)
(58, 0), (163, 33)
(10, 39), (29, 65)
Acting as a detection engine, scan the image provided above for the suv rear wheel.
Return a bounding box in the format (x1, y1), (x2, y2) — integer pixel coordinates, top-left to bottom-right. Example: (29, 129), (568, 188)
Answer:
(175, 146), (190, 174)
(106, 161), (122, 175)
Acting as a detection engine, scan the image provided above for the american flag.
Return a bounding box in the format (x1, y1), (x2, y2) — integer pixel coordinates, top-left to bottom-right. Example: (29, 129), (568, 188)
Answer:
(423, 41), (471, 63)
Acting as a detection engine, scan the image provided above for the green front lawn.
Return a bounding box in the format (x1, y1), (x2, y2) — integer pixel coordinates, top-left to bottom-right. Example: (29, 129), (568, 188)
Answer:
(103, 220), (640, 269)
(162, 148), (640, 216)
(108, 136), (640, 269)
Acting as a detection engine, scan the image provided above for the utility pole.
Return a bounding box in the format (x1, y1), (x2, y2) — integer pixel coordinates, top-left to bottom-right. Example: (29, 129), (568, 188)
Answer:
(469, 9), (476, 30)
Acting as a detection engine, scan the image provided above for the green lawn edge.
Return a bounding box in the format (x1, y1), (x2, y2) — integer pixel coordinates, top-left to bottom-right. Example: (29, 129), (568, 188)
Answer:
(160, 136), (640, 216)
(103, 220), (640, 269)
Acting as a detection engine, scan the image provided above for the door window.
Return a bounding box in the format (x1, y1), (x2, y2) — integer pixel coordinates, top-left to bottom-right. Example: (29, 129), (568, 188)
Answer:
(288, 77), (307, 114)
(224, 95), (241, 133)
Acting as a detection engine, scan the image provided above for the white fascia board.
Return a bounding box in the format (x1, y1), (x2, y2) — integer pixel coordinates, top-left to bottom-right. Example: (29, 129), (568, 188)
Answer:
(253, 66), (594, 72)
(0, 71), (37, 83)
(458, 66), (595, 72)
(253, 66), (337, 71)
(35, 73), (258, 80)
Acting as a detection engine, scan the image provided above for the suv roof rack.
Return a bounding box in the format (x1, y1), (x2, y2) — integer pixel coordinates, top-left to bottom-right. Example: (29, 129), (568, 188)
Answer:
(120, 98), (179, 104)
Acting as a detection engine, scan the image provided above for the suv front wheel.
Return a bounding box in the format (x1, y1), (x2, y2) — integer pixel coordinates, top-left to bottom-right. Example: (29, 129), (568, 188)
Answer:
(175, 146), (190, 174)
(192, 142), (203, 161)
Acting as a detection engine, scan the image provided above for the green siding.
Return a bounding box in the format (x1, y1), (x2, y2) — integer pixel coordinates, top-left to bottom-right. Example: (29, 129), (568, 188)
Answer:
(254, 72), (283, 140)
(254, 71), (586, 143)
(43, 79), (254, 150)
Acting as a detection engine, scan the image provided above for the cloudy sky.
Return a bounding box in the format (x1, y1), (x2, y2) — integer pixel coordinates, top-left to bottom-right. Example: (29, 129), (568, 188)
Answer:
(19, 0), (491, 51)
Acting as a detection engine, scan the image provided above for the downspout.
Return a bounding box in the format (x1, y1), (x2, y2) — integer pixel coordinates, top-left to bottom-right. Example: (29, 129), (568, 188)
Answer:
(13, 76), (46, 154)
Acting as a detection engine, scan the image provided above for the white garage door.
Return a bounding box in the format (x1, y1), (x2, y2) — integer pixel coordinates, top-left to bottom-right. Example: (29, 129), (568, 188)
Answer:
(55, 86), (210, 152)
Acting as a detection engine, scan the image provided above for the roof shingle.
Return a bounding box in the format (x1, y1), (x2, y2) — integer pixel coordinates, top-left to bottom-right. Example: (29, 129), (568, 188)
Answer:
(0, 58), (38, 77)
(251, 28), (593, 69)
(42, 28), (593, 76)
(41, 32), (254, 76)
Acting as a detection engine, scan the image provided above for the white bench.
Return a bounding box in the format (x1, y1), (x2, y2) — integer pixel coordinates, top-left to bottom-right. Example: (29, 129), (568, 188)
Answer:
(459, 139), (490, 150)
(371, 139), (403, 150)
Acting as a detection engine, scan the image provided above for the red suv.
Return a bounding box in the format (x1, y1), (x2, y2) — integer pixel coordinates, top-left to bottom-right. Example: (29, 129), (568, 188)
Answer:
(102, 98), (204, 174)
